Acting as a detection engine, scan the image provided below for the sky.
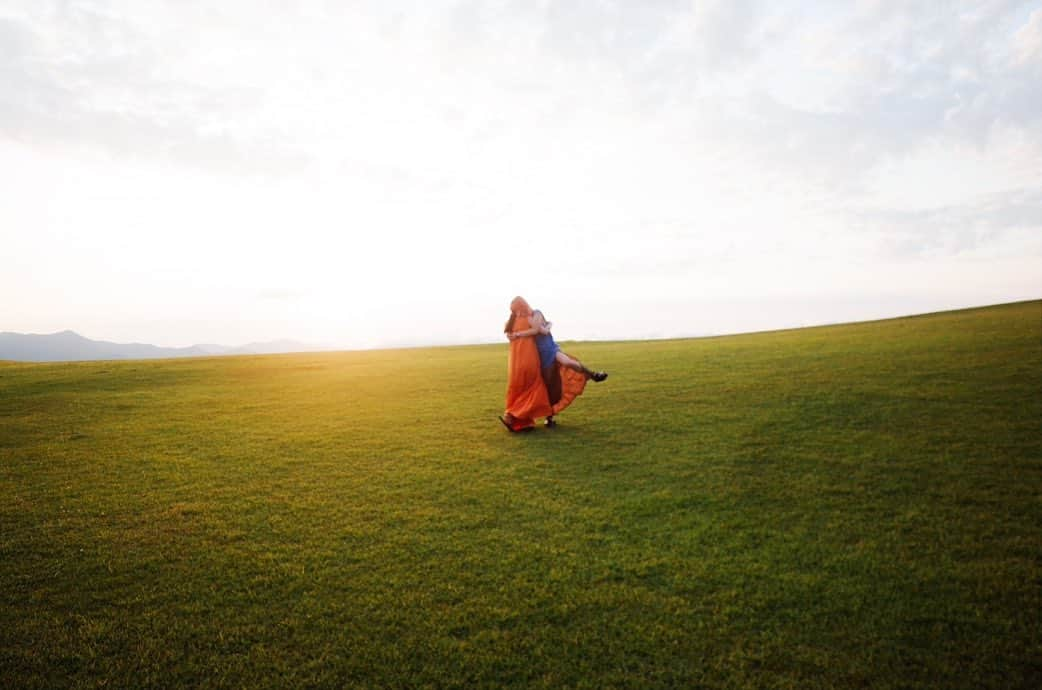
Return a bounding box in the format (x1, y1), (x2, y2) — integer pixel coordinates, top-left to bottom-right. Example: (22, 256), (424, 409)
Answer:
(2, 0), (1040, 349)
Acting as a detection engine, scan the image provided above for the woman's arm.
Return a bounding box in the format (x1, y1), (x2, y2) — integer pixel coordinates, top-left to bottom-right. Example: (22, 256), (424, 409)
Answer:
(533, 311), (552, 335)
(511, 311), (548, 338)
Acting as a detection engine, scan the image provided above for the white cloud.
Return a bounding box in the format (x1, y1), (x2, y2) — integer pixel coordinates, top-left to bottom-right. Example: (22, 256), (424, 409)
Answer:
(1, 1), (1039, 348)
(1013, 7), (1042, 64)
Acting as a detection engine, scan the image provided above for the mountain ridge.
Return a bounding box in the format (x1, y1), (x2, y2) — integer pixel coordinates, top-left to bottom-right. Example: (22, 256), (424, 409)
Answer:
(0, 330), (327, 362)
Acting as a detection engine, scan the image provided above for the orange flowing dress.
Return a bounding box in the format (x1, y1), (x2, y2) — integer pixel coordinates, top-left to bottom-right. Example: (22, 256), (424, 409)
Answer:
(503, 314), (588, 431)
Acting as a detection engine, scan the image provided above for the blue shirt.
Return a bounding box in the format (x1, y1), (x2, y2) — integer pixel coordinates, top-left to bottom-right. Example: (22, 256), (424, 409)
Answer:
(533, 311), (560, 368)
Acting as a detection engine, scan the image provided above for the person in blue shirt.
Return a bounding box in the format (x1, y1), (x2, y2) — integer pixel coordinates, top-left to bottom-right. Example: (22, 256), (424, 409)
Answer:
(508, 308), (607, 381)
(507, 307), (607, 425)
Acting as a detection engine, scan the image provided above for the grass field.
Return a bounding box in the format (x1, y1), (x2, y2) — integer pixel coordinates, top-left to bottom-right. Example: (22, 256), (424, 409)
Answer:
(1, 301), (1040, 689)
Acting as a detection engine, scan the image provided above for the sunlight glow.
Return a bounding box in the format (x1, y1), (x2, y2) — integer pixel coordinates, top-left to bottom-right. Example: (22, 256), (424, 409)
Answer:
(2, 2), (1039, 349)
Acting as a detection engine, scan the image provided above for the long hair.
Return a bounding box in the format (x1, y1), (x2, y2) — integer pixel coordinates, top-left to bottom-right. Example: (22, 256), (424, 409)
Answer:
(505, 296), (530, 333)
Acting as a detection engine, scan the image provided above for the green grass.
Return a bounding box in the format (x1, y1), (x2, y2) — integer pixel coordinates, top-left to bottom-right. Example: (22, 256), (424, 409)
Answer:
(1, 300), (1040, 689)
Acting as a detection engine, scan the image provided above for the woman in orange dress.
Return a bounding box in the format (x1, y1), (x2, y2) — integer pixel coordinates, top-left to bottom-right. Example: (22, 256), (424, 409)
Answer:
(499, 296), (607, 432)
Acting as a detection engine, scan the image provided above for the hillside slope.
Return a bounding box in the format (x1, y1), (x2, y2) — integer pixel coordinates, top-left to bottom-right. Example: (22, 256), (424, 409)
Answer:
(0, 300), (1039, 689)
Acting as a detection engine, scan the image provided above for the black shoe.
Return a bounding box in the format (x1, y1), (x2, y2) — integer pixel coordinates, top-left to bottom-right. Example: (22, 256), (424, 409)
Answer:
(591, 371), (608, 382)
(545, 417), (557, 428)
(501, 415), (535, 433)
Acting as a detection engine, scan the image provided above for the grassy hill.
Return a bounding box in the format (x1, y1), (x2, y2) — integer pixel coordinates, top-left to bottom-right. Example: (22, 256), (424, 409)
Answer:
(1, 301), (1040, 689)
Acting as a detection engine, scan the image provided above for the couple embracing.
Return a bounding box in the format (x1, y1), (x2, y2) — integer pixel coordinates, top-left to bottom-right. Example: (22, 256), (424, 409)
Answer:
(499, 296), (607, 433)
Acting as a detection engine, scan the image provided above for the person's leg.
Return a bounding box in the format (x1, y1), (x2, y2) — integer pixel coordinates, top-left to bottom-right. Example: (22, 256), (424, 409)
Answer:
(541, 364), (562, 427)
(554, 351), (607, 381)
(553, 350), (586, 374)
(542, 365), (563, 405)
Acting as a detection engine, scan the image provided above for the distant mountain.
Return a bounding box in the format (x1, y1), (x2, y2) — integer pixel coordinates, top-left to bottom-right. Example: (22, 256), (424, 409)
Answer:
(0, 330), (328, 362)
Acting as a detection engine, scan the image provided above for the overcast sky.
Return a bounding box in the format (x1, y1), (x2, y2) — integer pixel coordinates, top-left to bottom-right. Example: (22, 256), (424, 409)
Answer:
(2, 1), (1040, 349)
